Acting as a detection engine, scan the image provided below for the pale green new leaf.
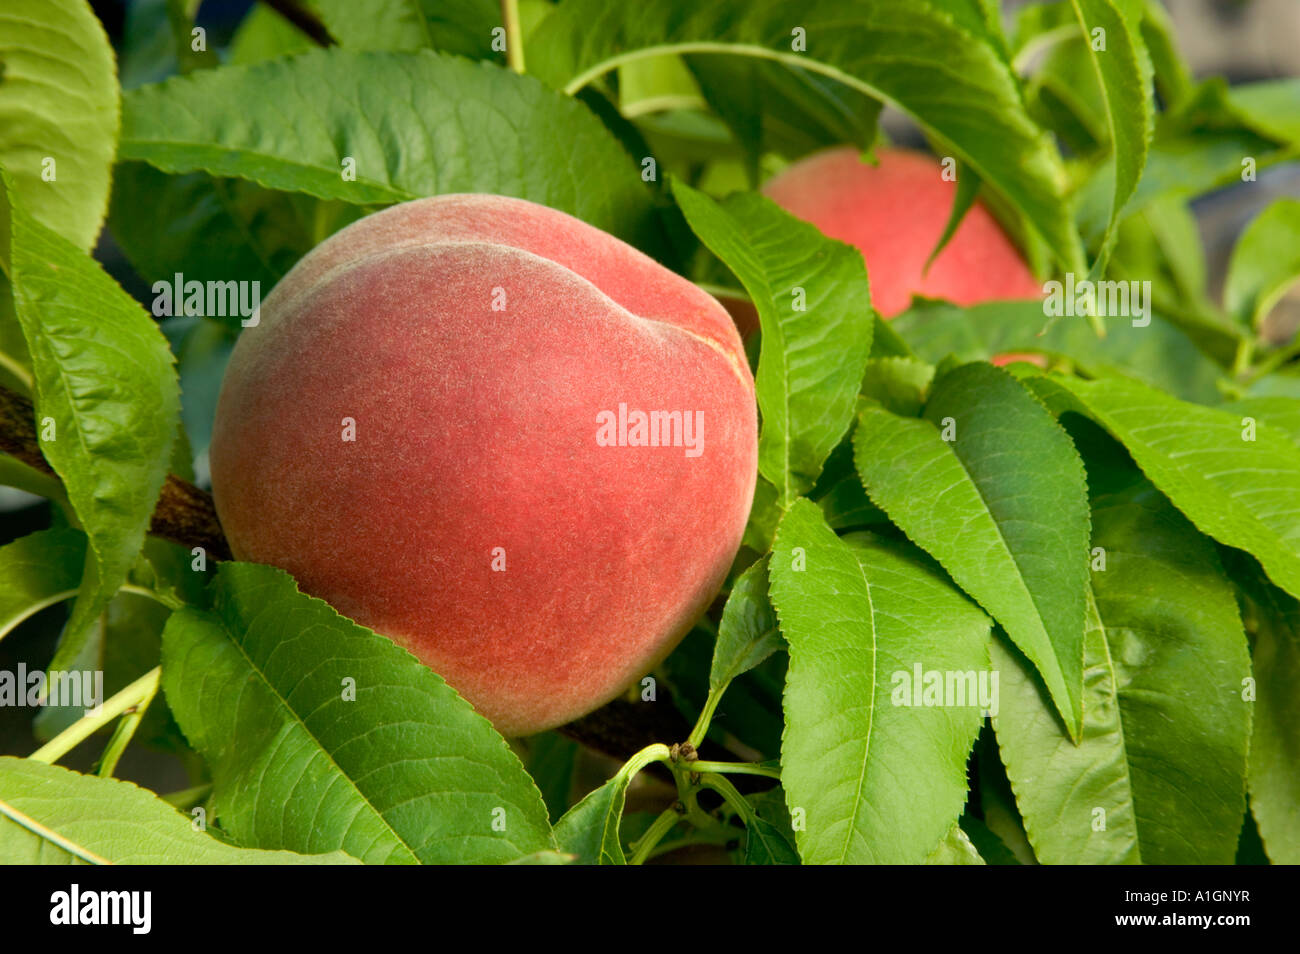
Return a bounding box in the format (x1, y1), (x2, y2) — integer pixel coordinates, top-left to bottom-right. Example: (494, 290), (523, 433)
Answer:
(672, 181), (872, 505)
(0, 0), (119, 249)
(119, 49), (658, 248)
(1029, 374), (1300, 603)
(853, 363), (1090, 737)
(530, 0), (1084, 272)
(924, 822), (985, 865)
(0, 758), (357, 864)
(507, 850), (573, 865)
(769, 501), (990, 864)
(553, 778), (629, 865)
(0, 176), (180, 673)
(993, 482), (1251, 864)
(160, 562), (554, 865)
(709, 556), (781, 691)
(1224, 198), (1300, 330)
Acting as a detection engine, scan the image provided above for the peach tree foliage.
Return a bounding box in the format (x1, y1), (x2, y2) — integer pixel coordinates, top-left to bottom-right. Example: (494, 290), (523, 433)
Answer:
(0, 0), (1296, 866)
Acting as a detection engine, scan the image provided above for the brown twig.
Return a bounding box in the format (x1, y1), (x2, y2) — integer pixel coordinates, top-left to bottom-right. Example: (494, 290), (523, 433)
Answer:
(259, 0), (336, 47)
(0, 384), (232, 560)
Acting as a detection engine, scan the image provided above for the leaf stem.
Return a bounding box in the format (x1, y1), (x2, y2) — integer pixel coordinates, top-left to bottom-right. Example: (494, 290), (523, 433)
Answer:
(628, 806), (680, 865)
(500, 0), (526, 73)
(0, 350), (33, 392)
(119, 583), (183, 611)
(94, 671), (161, 777)
(1232, 336), (1256, 379)
(699, 772), (758, 825)
(686, 686), (725, 748)
(617, 742), (672, 780)
(29, 666), (161, 766)
(162, 784), (212, 810)
(1243, 336), (1300, 386)
(688, 759), (781, 780)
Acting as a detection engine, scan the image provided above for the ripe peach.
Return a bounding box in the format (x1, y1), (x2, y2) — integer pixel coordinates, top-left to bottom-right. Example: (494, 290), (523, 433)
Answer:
(209, 194), (758, 736)
(761, 146), (1043, 320)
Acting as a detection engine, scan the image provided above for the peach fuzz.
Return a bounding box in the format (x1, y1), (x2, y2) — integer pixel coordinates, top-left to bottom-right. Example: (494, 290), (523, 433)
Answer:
(752, 146), (1043, 327)
(209, 194), (758, 736)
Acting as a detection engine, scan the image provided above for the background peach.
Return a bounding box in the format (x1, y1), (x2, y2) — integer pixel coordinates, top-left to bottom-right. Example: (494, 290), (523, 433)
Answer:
(762, 146), (1043, 319)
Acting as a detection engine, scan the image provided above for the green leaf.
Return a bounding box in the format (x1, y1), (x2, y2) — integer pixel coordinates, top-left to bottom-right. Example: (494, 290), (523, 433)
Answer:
(108, 162), (326, 294)
(310, 0), (501, 59)
(924, 160), (981, 271)
(0, 758), (357, 864)
(159, 562), (554, 864)
(1108, 197), (1237, 366)
(1076, 80), (1291, 244)
(742, 475), (782, 553)
(709, 556), (781, 691)
(959, 813), (1021, 865)
(1219, 397), (1300, 451)
(853, 363), (1090, 737)
(227, 2), (315, 65)
(1069, 0), (1153, 272)
(924, 822), (985, 864)
(553, 782), (627, 866)
(507, 850), (574, 865)
(744, 813), (800, 865)
(531, 0), (1085, 273)
(891, 299), (1225, 403)
(861, 357), (934, 417)
(1227, 78), (1300, 148)
(672, 180), (872, 505)
(1224, 198), (1300, 330)
(0, 0), (119, 249)
(1249, 624), (1300, 863)
(523, 732), (579, 825)
(992, 482), (1251, 864)
(0, 527), (84, 644)
(1229, 560), (1300, 864)
(1031, 47), (1108, 156)
(551, 744), (667, 866)
(976, 727), (1038, 864)
(1028, 374), (1300, 603)
(686, 56), (881, 176)
(0, 174), (180, 673)
(119, 49), (658, 249)
(1139, 0), (1191, 108)
(769, 501), (991, 864)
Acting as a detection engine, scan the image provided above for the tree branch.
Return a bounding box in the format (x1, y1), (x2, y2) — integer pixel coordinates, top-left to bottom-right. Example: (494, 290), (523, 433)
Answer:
(0, 384), (231, 560)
